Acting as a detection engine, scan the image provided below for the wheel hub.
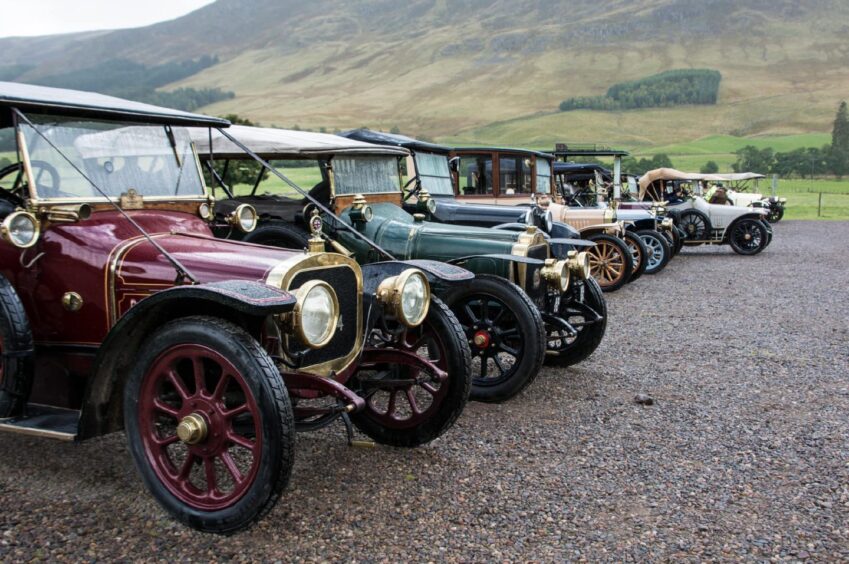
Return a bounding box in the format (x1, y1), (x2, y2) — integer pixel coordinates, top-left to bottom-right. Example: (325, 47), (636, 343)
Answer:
(473, 330), (491, 349)
(177, 413), (208, 445)
(744, 233), (752, 241)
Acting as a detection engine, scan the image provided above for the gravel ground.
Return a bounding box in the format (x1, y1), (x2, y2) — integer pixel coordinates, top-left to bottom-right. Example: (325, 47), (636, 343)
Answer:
(1, 220), (848, 562)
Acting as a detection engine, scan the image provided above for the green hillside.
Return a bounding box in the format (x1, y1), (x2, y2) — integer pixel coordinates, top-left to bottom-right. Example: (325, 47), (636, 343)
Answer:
(1, 0), (848, 153)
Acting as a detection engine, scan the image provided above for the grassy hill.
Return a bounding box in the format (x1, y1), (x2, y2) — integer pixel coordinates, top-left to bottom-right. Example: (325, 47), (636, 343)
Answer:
(1, 0), (848, 154)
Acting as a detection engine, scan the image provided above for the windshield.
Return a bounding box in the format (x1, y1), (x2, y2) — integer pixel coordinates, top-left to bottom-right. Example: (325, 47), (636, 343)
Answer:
(536, 158), (551, 194)
(414, 152), (453, 195)
(19, 114), (205, 201)
(333, 156), (400, 195)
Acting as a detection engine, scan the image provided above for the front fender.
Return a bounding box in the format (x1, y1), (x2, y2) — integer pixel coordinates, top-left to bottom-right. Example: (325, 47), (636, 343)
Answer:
(80, 281), (295, 440)
(549, 221), (581, 239)
(360, 260), (474, 295)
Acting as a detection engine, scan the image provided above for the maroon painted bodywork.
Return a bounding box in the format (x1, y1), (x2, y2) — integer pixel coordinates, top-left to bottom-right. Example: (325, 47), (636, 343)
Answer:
(0, 210), (300, 347)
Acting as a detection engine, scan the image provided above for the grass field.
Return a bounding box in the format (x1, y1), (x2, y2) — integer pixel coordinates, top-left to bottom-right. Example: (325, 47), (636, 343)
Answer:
(774, 179), (849, 221)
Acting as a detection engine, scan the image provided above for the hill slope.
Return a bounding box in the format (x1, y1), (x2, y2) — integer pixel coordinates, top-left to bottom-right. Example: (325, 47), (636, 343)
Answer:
(2, 0), (848, 146)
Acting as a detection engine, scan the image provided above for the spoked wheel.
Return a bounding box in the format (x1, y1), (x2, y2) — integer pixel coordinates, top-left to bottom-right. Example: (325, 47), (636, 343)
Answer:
(352, 298), (471, 447)
(443, 275), (545, 403)
(125, 316), (294, 534)
(544, 278), (608, 367)
(623, 231), (649, 282)
(586, 234), (633, 292)
(637, 229), (672, 274)
(728, 218), (767, 255)
(678, 210), (711, 242)
(767, 206), (784, 223)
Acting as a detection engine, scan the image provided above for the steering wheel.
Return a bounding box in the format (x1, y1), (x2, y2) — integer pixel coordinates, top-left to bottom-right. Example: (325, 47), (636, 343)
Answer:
(29, 159), (67, 198)
(0, 162), (27, 205)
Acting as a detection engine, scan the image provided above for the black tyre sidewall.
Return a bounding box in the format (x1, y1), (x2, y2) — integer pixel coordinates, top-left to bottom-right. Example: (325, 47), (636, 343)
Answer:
(243, 222), (311, 250)
(679, 210), (711, 241)
(623, 231), (649, 282)
(636, 229), (672, 274)
(351, 297), (471, 447)
(123, 316), (295, 535)
(728, 219), (767, 256)
(442, 275), (545, 403)
(545, 277), (608, 367)
(0, 276), (33, 417)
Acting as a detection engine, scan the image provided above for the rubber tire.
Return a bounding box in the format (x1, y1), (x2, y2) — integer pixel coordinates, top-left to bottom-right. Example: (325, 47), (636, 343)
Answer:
(0, 275), (34, 417)
(442, 275), (545, 403)
(544, 277), (607, 367)
(124, 316), (295, 535)
(767, 207), (784, 223)
(678, 209), (712, 241)
(728, 219), (768, 256)
(636, 229), (672, 275)
(243, 222), (311, 250)
(623, 230), (649, 283)
(585, 234), (633, 293)
(351, 298), (471, 447)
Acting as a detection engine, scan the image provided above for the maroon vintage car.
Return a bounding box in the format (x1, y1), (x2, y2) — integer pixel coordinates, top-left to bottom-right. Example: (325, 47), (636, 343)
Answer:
(0, 82), (473, 533)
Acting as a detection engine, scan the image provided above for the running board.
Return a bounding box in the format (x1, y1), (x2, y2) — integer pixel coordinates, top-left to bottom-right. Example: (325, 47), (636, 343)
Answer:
(0, 404), (79, 441)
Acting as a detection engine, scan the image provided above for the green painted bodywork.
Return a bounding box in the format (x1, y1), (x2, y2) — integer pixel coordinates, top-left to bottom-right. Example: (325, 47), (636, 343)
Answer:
(335, 203), (533, 278)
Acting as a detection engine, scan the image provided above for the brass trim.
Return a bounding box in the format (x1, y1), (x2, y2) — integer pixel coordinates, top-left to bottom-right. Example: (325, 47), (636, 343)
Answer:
(541, 258), (570, 292)
(62, 292), (84, 312)
(0, 210), (41, 249)
(229, 203), (258, 233)
(119, 189), (144, 210)
(375, 269), (431, 327)
(265, 253), (364, 378)
(289, 280), (340, 349)
(177, 413), (208, 445)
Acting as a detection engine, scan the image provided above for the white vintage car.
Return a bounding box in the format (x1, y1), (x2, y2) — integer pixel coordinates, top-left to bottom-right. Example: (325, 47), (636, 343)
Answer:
(639, 169), (773, 255)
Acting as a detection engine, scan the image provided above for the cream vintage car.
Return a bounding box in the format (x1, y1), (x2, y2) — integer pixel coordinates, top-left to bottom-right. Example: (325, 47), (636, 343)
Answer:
(640, 168), (773, 255)
(709, 173), (787, 223)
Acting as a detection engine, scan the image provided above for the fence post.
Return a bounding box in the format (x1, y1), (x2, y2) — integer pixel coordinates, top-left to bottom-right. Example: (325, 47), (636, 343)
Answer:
(772, 175), (778, 197)
(818, 192), (823, 217)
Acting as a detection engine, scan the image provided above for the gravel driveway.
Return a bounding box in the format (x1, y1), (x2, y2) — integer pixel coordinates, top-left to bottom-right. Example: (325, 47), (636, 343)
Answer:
(1, 220), (847, 561)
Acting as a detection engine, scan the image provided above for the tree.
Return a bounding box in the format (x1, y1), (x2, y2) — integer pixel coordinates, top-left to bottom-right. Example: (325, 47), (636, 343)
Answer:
(700, 161), (719, 174)
(830, 101), (849, 176)
(732, 146), (774, 173)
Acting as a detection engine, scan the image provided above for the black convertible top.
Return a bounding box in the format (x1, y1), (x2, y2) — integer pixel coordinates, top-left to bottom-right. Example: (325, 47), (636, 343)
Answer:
(341, 129), (452, 155)
(0, 81), (230, 128)
(452, 146), (555, 161)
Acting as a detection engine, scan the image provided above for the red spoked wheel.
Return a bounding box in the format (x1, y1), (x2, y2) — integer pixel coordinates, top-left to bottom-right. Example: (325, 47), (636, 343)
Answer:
(124, 316), (294, 534)
(138, 344), (261, 510)
(352, 297), (471, 447)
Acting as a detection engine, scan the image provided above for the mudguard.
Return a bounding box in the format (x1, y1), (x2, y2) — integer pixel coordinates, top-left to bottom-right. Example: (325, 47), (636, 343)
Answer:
(549, 221), (582, 239)
(80, 280), (297, 439)
(492, 223), (528, 232)
(360, 260), (474, 295)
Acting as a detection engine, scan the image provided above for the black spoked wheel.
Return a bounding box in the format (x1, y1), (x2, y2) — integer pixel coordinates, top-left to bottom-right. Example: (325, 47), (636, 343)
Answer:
(124, 316), (294, 534)
(728, 219), (768, 255)
(443, 275), (545, 403)
(678, 210), (711, 241)
(637, 229), (672, 274)
(767, 206), (784, 223)
(544, 278), (608, 367)
(585, 234), (633, 292)
(623, 231), (649, 283)
(351, 298), (471, 447)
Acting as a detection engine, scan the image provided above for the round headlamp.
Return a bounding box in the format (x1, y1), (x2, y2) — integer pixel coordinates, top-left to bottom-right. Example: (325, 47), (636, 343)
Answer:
(1, 211), (40, 249)
(541, 259), (570, 292)
(376, 269), (431, 327)
(349, 204), (373, 223)
(229, 203), (258, 233)
(661, 217), (674, 230)
(567, 250), (591, 280)
(543, 209), (553, 232)
(426, 198), (437, 214)
(292, 280), (339, 349)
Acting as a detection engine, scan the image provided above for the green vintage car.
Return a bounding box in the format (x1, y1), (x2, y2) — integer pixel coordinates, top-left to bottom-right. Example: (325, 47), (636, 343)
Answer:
(192, 126), (607, 403)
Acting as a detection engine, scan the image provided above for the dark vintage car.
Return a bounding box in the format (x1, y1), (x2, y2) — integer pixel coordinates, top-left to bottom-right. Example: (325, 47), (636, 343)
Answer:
(0, 83), (474, 533)
(341, 132), (637, 292)
(552, 162), (681, 271)
(191, 126), (606, 404)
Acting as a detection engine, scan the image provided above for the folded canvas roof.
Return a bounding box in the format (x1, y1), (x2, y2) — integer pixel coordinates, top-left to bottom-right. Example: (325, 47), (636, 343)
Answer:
(638, 168), (766, 199)
(191, 125), (409, 159)
(0, 81), (229, 128)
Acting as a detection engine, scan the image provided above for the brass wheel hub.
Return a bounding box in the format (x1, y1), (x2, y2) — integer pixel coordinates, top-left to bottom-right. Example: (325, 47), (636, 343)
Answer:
(744, 233), (752, 241)
(176, 413), (208, 445)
